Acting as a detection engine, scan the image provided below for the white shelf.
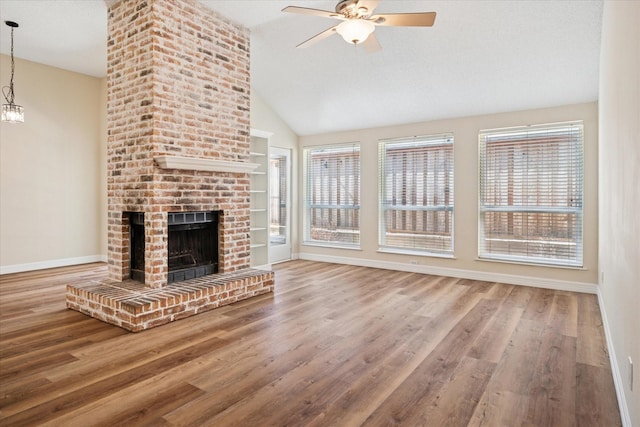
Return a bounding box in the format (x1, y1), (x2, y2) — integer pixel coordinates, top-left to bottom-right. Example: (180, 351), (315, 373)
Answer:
(250, 131), (270, 268)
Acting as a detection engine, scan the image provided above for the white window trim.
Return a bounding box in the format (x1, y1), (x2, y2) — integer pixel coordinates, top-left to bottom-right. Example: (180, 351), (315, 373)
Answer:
(303, 143), (361, 249)
(478, 121), (584, 268)
(378, 134), (455, 256)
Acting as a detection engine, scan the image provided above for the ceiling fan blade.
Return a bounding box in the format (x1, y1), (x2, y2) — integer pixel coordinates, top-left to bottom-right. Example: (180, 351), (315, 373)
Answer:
(362, 32), (382, 53)
(296, 25), (338, 48)
(282, 6), (341, 19)
(371, 12), (436, 27)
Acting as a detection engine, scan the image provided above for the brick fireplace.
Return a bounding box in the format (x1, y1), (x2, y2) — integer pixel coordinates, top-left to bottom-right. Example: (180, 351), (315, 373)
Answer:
(65, 0), (274, 332)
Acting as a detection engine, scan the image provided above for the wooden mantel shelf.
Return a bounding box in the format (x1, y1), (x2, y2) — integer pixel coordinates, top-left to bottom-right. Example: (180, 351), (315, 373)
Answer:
(154, 155), (259, 174)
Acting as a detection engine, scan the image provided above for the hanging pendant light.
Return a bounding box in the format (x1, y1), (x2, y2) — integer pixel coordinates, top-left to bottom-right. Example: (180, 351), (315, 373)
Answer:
(2, 21), (24, 123)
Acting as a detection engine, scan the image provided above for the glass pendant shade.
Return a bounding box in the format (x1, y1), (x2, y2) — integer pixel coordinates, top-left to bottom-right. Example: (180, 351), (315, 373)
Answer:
(336, 19), (375, 45)
(2, 103), (24, 123)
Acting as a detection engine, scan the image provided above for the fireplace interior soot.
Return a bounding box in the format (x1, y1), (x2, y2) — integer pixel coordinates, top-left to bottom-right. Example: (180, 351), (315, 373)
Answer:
(130, 211), (220, 284)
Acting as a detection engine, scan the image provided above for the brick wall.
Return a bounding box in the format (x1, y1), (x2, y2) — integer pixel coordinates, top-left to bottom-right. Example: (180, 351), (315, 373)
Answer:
(107, 0), (251, 288)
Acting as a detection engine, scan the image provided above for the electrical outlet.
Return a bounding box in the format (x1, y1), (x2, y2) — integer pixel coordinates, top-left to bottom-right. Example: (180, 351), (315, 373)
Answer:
(629, 356), (634, 391)
(601, 271), (605, 284)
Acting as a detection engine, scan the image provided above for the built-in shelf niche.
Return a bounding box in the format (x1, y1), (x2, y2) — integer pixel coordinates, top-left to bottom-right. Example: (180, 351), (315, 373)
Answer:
(249, 129), (272, 269)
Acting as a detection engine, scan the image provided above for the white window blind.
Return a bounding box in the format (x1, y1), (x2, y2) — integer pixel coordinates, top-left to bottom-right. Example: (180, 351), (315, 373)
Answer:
(479, 121), (584, 267)
(379, 134), (454, 255)
(303, 144), (360, 247)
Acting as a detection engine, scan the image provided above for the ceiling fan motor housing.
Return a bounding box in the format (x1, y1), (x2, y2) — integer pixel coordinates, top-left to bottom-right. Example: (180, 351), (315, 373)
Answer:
(336, 0), (369, 19)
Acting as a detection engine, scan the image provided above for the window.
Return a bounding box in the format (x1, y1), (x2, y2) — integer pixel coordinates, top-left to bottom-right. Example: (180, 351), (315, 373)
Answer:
(479, 121), (583, 267)
(303, 144), (360, 247)
(379, 134), (454, 255)
(269, 153), (287, 245)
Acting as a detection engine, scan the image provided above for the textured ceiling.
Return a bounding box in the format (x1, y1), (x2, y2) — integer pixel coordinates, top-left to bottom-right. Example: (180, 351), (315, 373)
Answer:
(0, 0), (603, 135)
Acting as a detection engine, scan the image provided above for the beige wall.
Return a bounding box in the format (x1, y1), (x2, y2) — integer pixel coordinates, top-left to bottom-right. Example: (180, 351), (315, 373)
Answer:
(598, 1), (639, 425)
(251, 90), (300, 258)
(99, 78), (108, 258)
(299, 102), (599, 289)
(0, 55), (105, 272)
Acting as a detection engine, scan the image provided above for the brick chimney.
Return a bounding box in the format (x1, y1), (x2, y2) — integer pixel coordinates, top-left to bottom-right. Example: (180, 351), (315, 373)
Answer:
(106, 0), (252, 288)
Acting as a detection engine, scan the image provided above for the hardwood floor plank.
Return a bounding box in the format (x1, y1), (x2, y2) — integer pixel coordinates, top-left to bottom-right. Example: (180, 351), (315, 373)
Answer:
(575, 362), (622, 427)
(0, 336), (228, 424)
(408, 356), (496, 427)
(457, 279), (496, 294)
(313, 286), (506, 426)
(0, 351), (79, 385)
(0, 317), (115, 359)
(0, 309), (88, 334)
(413, 277), (468, 318)
(42, 313), (231, 384)
(0, 261), (622, 426)
(363, 298), (500, 425)
(523, 329), (577, 427)
(170, 283), (427, 425)
(468, 390), (530, 427)
(163, 333), (345, 427)
(467, 286), (529, 363)
(41, 382), (205, 427)
(499, 284), (534, 309)
(304, 320), (435, 427)
(547, 292), (579, 337)
(249, 312), (429, 426)
(468, 318), (546, 426)
(398, 274), (452, 299)
(521, 287), (555, 323)
(576, 293), (610, 367)
(0, 377), (52, 412)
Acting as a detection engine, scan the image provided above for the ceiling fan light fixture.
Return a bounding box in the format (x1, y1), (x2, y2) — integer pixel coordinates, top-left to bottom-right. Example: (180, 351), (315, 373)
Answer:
(336, 19), (375, 45)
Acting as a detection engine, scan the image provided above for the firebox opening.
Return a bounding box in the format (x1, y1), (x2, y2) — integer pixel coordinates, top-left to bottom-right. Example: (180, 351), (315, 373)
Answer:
(167, 211), (219, 283)
(129, 211), (220, 284)
(130, 212), (145, 283)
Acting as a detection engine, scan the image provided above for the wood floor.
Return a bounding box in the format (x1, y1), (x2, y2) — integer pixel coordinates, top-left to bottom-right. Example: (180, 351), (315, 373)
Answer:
(0, 260), (621, 427)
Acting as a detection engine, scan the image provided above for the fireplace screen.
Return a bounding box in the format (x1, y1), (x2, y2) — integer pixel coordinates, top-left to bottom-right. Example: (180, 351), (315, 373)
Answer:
(130, 211), (220, 284)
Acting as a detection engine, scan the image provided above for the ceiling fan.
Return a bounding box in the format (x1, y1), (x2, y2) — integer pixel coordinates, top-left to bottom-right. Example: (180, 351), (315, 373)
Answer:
(282, 0), (436, 52)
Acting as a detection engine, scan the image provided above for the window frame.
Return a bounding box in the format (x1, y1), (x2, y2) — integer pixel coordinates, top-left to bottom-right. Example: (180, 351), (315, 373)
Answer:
(303, 143), (361, 249)
(478, 121), (584, 267)
(378, 134), (455, 256)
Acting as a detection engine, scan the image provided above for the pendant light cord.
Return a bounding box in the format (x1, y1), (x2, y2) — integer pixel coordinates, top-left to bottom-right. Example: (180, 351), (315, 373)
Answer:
(2, 26), (16, 105)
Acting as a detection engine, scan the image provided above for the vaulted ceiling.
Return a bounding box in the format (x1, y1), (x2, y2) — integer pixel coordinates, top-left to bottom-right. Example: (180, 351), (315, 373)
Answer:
(0, 0), (603, 135)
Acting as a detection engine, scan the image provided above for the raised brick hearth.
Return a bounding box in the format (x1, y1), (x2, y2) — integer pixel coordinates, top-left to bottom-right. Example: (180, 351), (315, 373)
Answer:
(67, 269), (274, 332)
(66, 0), (274, 331)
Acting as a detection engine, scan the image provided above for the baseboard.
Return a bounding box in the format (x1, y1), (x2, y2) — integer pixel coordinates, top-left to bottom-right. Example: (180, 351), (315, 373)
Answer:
(597, 289), (632, 427)
(297, 253), (598, 294)
(0, 255), (107, 275)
